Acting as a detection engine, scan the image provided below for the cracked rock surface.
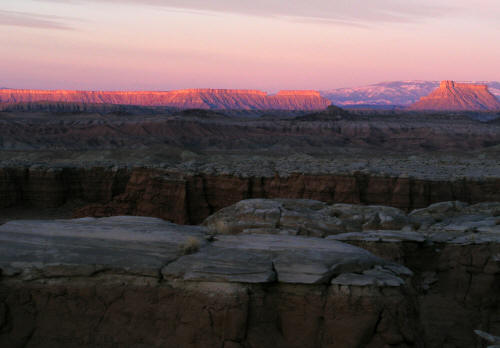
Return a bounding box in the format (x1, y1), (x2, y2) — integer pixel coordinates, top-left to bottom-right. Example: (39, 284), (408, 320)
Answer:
(206, 198), (500, 245)
(1, 199), (500, 347)
(0, 216), (406, 286)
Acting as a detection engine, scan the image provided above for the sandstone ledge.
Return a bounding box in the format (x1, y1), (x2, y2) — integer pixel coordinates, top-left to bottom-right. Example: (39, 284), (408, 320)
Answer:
(1, 200), (500, 347)
(0, 216), (408, 286)
(0, 214), (414, 348)
(205, 199), (500, 245)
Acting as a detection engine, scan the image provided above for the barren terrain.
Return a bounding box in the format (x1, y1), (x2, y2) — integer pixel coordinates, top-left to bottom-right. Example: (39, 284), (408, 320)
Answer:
(1, 108), (500, 347)
(1, 108), (500, 223)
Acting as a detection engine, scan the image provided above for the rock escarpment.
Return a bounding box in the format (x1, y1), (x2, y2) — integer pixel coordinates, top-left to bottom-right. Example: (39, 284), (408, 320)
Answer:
(72, 168), (500, 224)
(408, 81), (500, 111)
(205, 199), (500, 347)
(0, 215), (415, 348)
(3, 166), (500, 225)
(1, 199), (500, 347)
(0, 88), (331, 111)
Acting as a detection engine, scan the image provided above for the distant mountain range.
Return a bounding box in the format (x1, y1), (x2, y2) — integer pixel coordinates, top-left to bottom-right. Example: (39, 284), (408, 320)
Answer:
(321, 81), (500, 106)
(2, 82), (500, 111)
(0, 88), (330, 111)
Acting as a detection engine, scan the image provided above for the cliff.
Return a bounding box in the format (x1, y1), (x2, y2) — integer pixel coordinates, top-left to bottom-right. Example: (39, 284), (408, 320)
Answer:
(0, 88), (331, 111)
(1, 199), (499, 347)
(2, 166), (500, 225)
(72, 169), (500, 224)
(408, 80), (500, 111)
(0, 214), (417, 348)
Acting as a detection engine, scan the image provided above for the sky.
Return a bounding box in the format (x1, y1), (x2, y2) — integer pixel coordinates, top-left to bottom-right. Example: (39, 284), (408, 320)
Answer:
(1, 0), (499, 92)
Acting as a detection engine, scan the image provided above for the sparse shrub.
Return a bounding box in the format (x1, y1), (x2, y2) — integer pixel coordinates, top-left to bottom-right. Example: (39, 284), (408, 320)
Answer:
(180, 236), (201, 255)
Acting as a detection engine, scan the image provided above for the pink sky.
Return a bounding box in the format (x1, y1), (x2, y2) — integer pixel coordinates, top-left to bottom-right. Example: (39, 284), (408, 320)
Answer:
(1, 0), (499, 91)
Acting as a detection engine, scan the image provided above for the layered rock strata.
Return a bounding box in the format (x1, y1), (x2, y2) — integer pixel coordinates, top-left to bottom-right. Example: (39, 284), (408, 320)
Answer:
(0, 215), (414, 348)
(2, 166), (500, 225)
(408, 81), (500, 111)
(205, 199), (500, 348)
(2, 111), (500, 152)
(1, 199), (500, 347)
(0, 88), (331, 111)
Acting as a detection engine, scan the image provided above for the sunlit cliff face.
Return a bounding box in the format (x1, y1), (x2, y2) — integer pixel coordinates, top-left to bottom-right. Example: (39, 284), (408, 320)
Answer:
(408, 81), (500, 111)
(0, 88), (331, 110)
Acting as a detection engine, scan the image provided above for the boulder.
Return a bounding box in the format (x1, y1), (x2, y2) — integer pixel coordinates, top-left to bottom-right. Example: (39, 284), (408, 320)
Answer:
(327, 203), (410, 231)
(204, 199), (410, 237)
(409, 201), (468, 219)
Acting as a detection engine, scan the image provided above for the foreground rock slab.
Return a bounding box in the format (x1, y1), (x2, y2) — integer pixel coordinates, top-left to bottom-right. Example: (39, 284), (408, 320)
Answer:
(205, 199), (500, 347)
(0, 216), (207, 278)
(0, 215), (414, 348)
(163, 234), (401, 284)
(1, 199), (500, 348)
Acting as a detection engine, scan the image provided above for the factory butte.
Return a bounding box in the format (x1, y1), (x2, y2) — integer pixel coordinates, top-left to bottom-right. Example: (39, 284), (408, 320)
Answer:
(408, 81), (500, 111)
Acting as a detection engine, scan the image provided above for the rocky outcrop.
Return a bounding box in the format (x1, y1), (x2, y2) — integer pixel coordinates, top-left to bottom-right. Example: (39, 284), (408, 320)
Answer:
(203, 199), (409, 237)
(408, 81), (500, 111)
(3, 166), (500, 225)
(1, 199), (500, 347)
(0, 216), (415, 348)
(73, 168), (500, 224)
(0, 88), (331, 111)
(204, 198), (500, 242)
(205, 199), (500, 347)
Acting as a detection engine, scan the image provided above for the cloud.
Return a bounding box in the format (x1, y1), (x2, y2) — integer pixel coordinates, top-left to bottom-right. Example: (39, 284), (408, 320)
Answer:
(0, 10), (73, 30)
(37, 0), (452, 25)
